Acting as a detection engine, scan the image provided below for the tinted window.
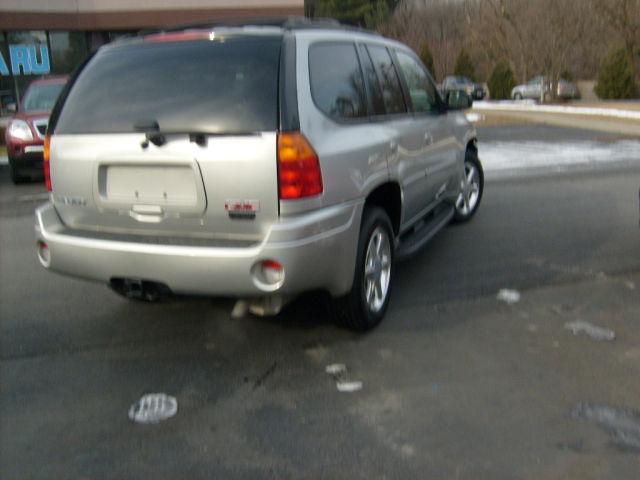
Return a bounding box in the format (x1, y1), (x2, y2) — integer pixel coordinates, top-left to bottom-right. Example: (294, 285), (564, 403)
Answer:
(309, 43), (367, 119)
(358, 44), (385, 115)
(395, 51), (439, 114)
(366, 45), (406, 115)
(56, 36), (282, 134)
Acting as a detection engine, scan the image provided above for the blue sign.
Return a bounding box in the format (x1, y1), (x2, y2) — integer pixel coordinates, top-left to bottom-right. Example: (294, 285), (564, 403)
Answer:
(0, 44), (50, 76)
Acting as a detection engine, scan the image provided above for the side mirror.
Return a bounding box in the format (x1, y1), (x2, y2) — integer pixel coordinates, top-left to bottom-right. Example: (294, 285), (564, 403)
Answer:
(447, 90), (473, 110)
(5, 102), (17, 114)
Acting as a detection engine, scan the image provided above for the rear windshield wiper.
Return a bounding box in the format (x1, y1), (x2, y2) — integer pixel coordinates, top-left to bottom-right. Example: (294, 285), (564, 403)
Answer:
(133, 119), (260, 147)
(134, 119), (166, 146)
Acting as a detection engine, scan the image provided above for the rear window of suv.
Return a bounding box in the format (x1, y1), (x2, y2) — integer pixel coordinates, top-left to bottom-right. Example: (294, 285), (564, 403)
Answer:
(309, 43), (367, 119)
(55, 35), (282, 135)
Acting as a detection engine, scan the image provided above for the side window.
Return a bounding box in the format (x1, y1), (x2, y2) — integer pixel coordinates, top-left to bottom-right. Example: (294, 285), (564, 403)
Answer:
(309, 43), (367, 119)
(395, 51), (439, 114)
(366, 45), (407, 115)
(357, 44), (385, 115)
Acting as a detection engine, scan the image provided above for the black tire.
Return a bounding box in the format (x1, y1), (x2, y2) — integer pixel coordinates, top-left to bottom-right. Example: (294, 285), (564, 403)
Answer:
(453, 149), (484, 223)
(8, 157), (27, 184)
(513, 93), (523, 100)
(332, 207), (394, 331)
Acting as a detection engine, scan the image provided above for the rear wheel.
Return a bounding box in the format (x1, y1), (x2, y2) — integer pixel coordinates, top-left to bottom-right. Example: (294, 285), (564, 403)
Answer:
(332, 207), (394, 331)
(453, 149), (484, 223)
(513, 92), (523, 100)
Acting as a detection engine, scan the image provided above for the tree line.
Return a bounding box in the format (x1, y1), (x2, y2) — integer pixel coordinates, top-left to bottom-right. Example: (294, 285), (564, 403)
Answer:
(305, 0), (640, 99)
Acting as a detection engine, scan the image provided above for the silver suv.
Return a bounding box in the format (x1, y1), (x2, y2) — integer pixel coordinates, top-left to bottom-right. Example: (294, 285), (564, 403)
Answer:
(35, 19), (483, 330)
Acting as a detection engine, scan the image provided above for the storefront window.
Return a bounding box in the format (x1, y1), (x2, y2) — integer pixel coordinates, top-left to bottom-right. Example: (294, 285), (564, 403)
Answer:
(49, 31), (89, 74)
(2, 30), (48, 106)
(0, 29), (129, 115)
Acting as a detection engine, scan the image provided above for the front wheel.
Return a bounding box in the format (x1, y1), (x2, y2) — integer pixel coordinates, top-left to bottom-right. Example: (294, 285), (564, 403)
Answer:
(453, 150), (484, 223)
(8, 157), (27, 184)
(332, 207), (394, 331)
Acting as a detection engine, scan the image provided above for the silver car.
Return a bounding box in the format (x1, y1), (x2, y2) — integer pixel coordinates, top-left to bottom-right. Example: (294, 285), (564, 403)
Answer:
(511, 75), (580, 101)
(35, 19), (483, 330)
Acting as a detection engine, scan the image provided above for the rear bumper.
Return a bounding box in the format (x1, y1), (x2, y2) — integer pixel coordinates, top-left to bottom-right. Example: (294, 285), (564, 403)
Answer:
(35, 201), (363, 298)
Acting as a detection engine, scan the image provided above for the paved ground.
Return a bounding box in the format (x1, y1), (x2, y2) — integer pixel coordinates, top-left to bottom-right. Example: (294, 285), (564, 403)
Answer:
(1, 124), (639, 479)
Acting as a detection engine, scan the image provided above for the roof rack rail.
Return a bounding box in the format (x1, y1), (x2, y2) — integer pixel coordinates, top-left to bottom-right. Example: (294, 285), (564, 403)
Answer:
(138, 16), (379, 37)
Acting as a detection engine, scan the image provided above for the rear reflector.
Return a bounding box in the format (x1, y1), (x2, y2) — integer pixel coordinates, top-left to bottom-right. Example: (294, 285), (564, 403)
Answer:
(251, 259), (285, 291)
(37, 240), (50, 267)
(277, 132), (323, 200)
(43, 134), (51, 192)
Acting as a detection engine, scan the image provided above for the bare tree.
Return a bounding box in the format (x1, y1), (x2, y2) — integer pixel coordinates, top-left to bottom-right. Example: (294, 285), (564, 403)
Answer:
(386, 0), (635, 93)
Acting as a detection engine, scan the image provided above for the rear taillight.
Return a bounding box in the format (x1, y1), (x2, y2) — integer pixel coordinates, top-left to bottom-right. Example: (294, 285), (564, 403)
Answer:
(43, 134), (51, 192)
(277, 132), (323, 200)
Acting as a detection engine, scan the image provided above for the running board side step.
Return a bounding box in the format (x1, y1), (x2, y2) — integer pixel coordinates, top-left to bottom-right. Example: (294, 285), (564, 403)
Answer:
(395, 206), (454, 261)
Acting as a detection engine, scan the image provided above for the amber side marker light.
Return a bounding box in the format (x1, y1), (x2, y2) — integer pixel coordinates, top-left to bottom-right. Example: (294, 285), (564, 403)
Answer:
(43, 134), (52, 192)
(277, 132), (323, 200)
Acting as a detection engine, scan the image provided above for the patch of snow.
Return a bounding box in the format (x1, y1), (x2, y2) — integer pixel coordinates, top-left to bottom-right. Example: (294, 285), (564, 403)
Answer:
(336, 381), (363, 393)
(565, 320), (615, 341)
(0, 155), (7, 166)
(497, 289), (521, 305)
(326, 363), (363, 393)
(480, 140), (640, 175)
(325, 364), (346, 376)
(474, 100), (640, 121)
(573, 403), (640, 451)
(128, 393), (178, 424)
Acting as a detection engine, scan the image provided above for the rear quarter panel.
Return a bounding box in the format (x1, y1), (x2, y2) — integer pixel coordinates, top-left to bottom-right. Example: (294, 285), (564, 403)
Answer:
(284, 31), (394, 217)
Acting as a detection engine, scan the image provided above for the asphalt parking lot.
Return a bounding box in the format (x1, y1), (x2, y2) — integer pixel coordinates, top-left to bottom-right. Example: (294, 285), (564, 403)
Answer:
(1, 124), (640, 479)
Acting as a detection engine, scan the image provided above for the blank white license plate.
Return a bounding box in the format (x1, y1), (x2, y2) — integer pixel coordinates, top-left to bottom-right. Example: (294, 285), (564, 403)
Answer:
(105, 165), (198, 206)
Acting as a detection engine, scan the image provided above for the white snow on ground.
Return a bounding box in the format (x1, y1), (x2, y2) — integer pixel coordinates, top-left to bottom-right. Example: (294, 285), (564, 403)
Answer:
(0, 156), (7, 165)
(473, 100), (640, 121)
(480, 140), (640, 175)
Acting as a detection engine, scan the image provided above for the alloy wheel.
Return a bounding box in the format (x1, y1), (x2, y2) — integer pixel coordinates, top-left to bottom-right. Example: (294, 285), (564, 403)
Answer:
(456, 161), (481, 217)
(363, 226), (392, 313)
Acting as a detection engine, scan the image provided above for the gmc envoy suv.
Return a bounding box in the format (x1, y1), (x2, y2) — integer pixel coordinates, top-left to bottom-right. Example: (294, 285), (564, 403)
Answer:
(35, 19), (483, 330)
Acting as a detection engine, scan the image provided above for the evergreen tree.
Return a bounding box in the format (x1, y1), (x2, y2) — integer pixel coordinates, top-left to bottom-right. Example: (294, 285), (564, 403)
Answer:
(488, 61), (516, 100)
(364, 0), (390, 31)
(453, 49), (476, 81)
(595, 48), (638, 99)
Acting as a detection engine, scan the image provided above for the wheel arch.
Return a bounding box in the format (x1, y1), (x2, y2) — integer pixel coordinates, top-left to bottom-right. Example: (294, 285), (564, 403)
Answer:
(466, 137), (478, 156)
(364, 182), (402, 237)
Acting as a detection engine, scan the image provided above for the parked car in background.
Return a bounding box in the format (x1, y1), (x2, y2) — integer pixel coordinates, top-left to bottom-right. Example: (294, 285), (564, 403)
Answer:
(511, 75), (580, 101)
(5, 76), (68, 183)
(35, 19), (483, 331)
(442, 76), (485, 100)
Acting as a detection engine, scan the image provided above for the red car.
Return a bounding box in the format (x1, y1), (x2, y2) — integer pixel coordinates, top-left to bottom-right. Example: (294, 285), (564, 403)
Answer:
(5, 76), (67, 184)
